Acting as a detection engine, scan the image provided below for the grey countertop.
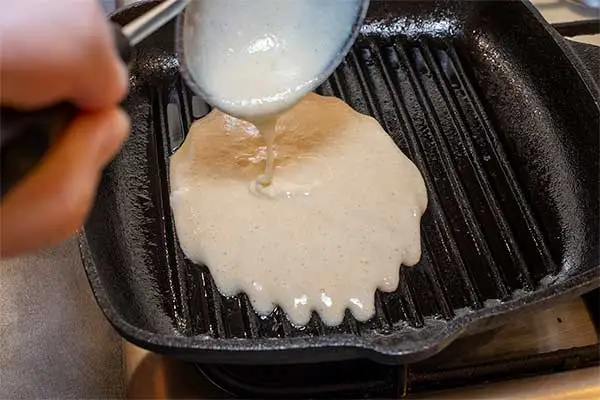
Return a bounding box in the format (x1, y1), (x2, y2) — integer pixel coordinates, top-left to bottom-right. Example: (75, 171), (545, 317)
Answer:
(0, 238), (124, 399)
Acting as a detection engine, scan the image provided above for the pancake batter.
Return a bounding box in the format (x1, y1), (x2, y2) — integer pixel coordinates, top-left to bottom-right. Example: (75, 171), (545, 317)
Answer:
(170, 94), (427, 326)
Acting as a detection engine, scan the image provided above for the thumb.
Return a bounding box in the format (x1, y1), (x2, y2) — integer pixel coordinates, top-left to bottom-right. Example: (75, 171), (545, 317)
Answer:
(0, 108), (130, 258)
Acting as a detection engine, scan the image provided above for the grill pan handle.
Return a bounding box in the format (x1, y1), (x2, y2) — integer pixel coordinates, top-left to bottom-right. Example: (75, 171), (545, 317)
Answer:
(551, 20), (600, 97)
(551, 19), (600, 37)
(0, 24), (131, 198)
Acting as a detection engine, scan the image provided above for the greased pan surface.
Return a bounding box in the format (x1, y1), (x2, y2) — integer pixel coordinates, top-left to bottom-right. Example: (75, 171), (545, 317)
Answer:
(80, 0), (599, 364)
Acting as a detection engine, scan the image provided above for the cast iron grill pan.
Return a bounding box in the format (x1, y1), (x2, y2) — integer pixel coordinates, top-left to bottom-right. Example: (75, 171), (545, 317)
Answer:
(80, 0), (599, 364)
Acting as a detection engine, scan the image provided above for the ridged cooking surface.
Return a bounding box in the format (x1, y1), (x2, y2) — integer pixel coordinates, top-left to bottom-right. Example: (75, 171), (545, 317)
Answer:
(121, 39), (560, 339)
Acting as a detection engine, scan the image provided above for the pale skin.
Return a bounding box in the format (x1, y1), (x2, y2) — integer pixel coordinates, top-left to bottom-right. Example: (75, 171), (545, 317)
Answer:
(0, 0), (130, 258)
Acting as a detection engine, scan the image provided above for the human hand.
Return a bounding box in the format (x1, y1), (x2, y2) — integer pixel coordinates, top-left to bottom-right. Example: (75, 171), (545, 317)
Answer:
(0, 0), (130, 258)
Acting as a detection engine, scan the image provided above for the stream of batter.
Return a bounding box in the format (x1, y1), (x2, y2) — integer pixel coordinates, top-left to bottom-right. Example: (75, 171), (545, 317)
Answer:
(170, 94), (427, 326)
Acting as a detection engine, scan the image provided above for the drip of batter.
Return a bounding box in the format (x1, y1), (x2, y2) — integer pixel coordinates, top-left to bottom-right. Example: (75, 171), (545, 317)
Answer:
(252, 117), (277, 186)
(170, 94), (428, 326)
(182, 0), (366, 188)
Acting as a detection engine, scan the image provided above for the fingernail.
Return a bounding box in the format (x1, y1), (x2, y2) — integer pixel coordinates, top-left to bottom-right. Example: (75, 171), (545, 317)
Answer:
(97, 108), (131, 166)
(118, 62), (130, 98)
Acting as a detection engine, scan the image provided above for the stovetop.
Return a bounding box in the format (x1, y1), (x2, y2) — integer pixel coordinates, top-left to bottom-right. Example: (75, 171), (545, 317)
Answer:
(120, 1), (600, 398)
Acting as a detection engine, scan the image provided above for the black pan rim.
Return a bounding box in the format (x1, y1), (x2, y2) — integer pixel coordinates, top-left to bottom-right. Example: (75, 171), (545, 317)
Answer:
(519, 0), (600, 103)
(78, 229), (599, 365)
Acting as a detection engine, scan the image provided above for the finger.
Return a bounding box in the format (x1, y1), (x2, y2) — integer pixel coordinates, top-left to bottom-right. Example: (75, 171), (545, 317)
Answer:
(0, 0), (128, 110)
(0, 107), (130, 258)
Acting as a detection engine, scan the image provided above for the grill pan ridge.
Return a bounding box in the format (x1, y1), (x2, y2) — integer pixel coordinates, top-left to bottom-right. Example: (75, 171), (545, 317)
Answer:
(80, 0), (599, 364)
